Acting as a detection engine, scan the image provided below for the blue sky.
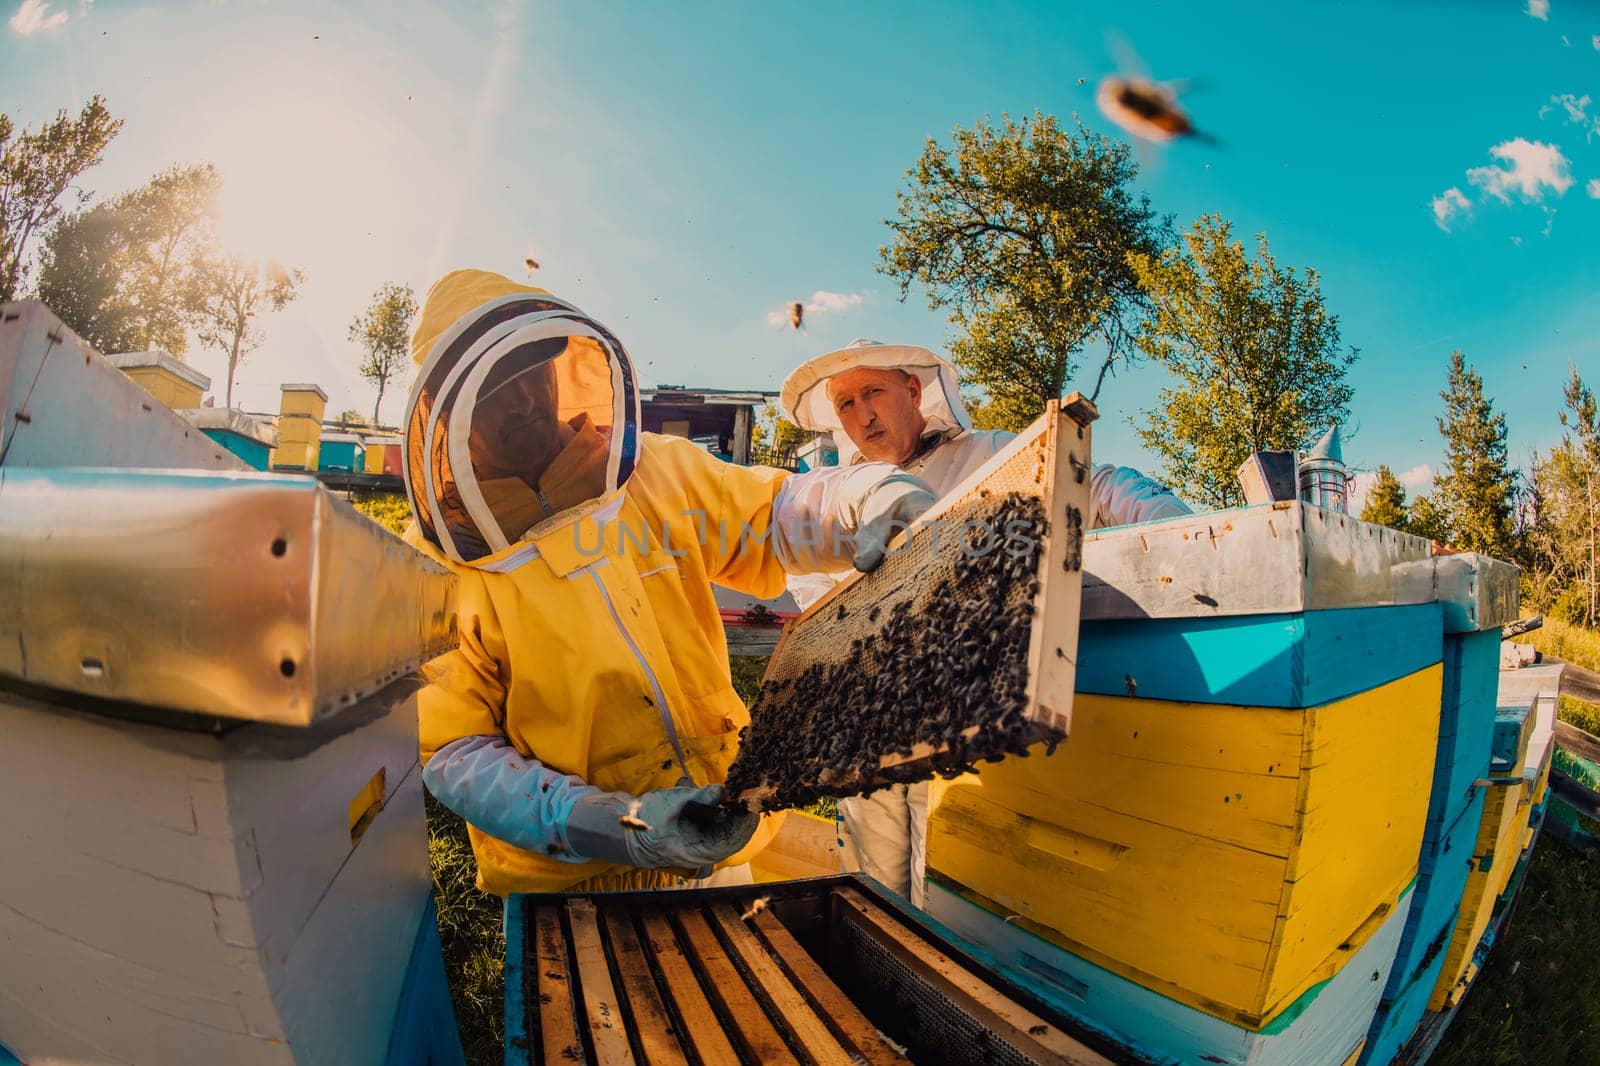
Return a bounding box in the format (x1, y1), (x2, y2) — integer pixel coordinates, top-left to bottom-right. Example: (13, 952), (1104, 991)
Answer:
(4, 0), (1597, 505)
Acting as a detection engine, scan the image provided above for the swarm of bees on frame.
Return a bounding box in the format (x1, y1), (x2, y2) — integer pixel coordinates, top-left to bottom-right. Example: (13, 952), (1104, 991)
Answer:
(724, 493), (1051, 811)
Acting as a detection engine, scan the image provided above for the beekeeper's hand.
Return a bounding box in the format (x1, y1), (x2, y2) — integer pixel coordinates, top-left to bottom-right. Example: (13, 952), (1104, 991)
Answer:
(850, 473), (936, 572)
(564, 783), (759, 870)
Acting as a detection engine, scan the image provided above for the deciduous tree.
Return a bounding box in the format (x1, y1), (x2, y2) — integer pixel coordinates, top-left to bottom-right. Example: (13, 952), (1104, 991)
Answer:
(195, 256), (302, 408)
(1525, 366), (1598, 625)
(0, 95), (122, 301)
(879, 112), (1170, 430)
(38, 163), (221, 355)
(1129, 213), (1357, 508)
(348, 282), (417, 427)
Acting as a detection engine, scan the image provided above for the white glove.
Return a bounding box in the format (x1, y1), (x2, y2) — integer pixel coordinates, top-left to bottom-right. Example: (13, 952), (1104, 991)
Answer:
(849, 473), (936, 572)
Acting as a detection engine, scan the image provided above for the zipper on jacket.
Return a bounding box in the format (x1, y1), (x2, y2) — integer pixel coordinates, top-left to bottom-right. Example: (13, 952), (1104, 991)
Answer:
(583, 567), (693, 785)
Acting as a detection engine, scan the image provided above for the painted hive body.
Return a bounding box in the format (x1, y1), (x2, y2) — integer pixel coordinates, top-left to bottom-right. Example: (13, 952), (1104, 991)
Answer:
(1428, 670), (1557, 1013)
(926, 508), (1521, 1066)
(0, 301), (242, 471)
(0, 459), (463, 1063)
(318, 432), (368, 473)
(928, 606), (1442, 1048)
(0, 684), (436, 1065)
(1360, 628), (1500, 1065)
(928, 879), (1414, 1066)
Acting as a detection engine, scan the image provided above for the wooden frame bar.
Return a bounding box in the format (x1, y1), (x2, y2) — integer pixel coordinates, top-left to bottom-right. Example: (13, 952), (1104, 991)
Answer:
(832, 887), (1113, 1066)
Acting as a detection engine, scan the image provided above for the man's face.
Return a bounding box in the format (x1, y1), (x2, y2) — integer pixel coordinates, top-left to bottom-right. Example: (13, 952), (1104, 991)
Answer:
(468, 362), (563, 484)
(827, 366), (927, 466)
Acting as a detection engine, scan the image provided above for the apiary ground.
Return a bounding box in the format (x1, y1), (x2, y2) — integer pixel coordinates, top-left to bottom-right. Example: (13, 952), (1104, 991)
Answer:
(725, 493), (1051, 811)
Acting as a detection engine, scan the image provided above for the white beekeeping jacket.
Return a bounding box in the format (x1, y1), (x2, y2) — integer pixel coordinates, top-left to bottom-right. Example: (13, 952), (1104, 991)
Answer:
(779, 340), (1191, 609)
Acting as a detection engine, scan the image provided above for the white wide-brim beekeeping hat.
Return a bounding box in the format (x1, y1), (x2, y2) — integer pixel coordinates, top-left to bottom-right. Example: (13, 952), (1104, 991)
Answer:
(779, 339), (970, 465)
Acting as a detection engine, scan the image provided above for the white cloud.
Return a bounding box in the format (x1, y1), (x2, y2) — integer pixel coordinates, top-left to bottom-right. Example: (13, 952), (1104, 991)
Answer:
(1540, 93), (1600, 141)
(763, 289), (869, 328)
(1588, 178), (1600, 198)
(1399, 464), (1435, 493)
(1348, 464), (1433, 516)
(1431, 187), (1471, 230)
(1527, 0), (1549, 19)
(8, 0), (68, 34)
(1466, 138), (1573, 202)
(1542, 92), (1591, 124)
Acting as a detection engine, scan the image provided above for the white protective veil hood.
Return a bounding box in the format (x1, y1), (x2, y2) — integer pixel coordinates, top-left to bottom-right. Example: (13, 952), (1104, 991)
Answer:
(779, 339), (970, 466)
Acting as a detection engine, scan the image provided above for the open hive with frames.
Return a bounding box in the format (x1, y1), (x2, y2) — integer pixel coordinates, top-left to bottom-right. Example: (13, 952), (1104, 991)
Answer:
(724, 396), (1098, 811)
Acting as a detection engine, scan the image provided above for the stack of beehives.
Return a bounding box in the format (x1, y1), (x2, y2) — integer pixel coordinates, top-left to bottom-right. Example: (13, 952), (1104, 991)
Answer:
(0, 301), (461, 1066)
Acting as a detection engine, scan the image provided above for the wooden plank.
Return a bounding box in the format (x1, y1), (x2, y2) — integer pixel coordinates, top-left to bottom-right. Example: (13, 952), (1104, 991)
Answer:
(707, 905), (854, 1066)
(1555, 718), (1600, 766)
(672, 908), (798, 1065)
(566, 900), (636, 1065)
(636, 913), (741, 1066)
(601, 912), (688, 1066)
(535, 906), (586, 1066)
(926, 877), (1402, 1066)
(748, 909), (908, 1066)
(833, 887), (1112, 1066)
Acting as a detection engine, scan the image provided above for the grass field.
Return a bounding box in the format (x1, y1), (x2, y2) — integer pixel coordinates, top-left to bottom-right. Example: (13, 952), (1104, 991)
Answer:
(1525, 616), (1600, 676)
(426, 794), (505, 1066)
(1432, 842), (1600, 1064)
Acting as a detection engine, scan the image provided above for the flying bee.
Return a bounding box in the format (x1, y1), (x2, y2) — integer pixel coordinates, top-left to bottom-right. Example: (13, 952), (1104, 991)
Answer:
(789, 301), (804, 330)
(740, 896), (772, 921)
(1095, 75), (1215, 144)
(524, 256), (541, 275)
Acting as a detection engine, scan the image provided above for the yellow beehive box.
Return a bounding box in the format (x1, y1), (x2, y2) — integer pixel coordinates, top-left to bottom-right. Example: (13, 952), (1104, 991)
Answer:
(272, 383), (327, 470)
(1428, 693), (1548, 1011)
(105, 350), (211, 409)
(928, 604), (1445, 1031)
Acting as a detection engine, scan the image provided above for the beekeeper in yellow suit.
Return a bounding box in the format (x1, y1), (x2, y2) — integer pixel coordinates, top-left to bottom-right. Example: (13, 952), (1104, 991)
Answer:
(403, 271), (934, 895)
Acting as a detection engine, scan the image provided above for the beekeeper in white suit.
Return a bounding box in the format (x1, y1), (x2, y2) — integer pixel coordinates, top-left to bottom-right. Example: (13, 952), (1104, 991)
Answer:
(780, 338), (1192, 907)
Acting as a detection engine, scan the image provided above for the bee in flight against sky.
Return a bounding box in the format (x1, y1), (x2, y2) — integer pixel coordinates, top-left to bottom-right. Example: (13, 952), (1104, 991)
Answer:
(789, 301), (804, 331)
(1095, 75), (1215, 144)
(524, 255), (540, 275)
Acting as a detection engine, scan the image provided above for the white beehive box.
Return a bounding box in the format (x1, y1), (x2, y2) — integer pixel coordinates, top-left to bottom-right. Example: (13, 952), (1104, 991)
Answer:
(0, 464), (459, 1064)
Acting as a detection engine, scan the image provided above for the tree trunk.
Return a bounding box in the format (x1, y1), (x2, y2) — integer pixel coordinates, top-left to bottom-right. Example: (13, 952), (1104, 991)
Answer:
(226, 333), (242, 409)
(372, 377), (385, 430)
(1589, 468), (1596, 626)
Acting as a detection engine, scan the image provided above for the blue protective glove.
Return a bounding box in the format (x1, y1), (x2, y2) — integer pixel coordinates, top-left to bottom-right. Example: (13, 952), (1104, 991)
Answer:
(423, 736), (758, 871)
(422, 735), (601, 863)
(564, 783), (759, 870)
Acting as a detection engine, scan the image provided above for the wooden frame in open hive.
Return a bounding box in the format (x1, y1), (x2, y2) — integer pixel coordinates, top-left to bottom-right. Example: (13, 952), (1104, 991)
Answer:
(725, 397), (1096, 810)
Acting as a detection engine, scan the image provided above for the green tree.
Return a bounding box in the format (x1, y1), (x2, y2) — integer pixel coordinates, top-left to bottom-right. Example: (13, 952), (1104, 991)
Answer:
(38, 163), (221, 355)
(879, 112), (1170, 430)
(1129, 213), (1357, 508)
(1361, 465), (1410, 530)
(0, 95), (122, 302)
(1433, 350), (1518, 559)
(1408, 490), (1453, 544)
(194, 256), (302, 408)
(349, 282), (417, 427)
(1525, 366), (1599, 625)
